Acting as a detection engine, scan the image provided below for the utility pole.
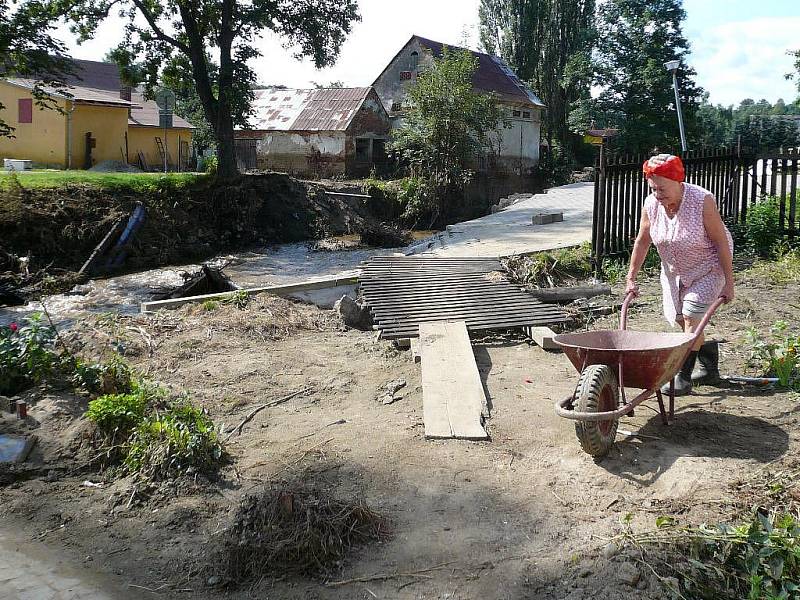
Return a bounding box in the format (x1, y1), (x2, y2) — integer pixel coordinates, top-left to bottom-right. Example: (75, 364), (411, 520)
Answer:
(664, 60), (687, 153)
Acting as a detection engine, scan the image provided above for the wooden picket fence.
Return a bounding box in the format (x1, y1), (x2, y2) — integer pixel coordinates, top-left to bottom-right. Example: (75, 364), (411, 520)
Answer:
(592, 147), (800, 262)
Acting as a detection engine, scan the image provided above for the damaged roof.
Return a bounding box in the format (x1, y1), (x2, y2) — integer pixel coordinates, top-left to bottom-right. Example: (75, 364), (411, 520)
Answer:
(3, 77), (132, 107)
(248, 87), (375, 132)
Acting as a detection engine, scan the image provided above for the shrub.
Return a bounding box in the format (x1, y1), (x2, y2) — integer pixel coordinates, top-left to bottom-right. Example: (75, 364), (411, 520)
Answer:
(86, 389), (148, 436)
(746, 196), (783, 257)
(124, 401), (223, 481)
(72, 354), (134, 395)
(505, 243), (593, 288)
(0, 314), (58, 395)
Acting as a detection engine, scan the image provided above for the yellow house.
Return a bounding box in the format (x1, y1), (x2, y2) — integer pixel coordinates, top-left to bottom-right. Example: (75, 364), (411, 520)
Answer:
(0, 59), (194, 170)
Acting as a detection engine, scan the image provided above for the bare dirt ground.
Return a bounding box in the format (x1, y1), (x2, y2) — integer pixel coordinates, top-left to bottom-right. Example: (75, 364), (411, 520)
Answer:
(1, 265), (798, 599)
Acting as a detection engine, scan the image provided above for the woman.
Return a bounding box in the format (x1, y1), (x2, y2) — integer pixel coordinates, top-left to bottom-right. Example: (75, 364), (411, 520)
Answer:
(625, 154), (734, 396)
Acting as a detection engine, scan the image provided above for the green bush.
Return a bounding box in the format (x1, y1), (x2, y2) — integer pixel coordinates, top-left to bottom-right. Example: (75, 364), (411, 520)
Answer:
(505, 243), (593, 288)
(86, 390), (148, 435)
(71, 354), (134, 396)
(745, 321), (799, 389)
(0, 314), (58, 395)
(124, 401), (223, 481)
(746, 196), (783, 257)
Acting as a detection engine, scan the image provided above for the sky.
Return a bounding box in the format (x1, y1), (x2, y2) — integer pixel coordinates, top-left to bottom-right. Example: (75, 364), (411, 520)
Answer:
(56, 0), (800, 107)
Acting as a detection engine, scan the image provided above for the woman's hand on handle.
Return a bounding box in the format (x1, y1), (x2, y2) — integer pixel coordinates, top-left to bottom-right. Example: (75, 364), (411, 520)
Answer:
(721, 280), (734, 304)
(624, 277), (640, 298)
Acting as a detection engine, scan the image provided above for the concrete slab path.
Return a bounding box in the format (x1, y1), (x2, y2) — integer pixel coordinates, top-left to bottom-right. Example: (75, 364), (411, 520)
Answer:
(405, 181), (595, 257)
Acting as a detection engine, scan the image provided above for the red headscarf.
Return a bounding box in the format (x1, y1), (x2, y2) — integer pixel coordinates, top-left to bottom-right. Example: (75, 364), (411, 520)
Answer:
(642, 154), (685, 182)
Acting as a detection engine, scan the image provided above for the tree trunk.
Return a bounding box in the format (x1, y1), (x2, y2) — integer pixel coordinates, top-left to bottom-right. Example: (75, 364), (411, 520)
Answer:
(215, 110), (238, 179)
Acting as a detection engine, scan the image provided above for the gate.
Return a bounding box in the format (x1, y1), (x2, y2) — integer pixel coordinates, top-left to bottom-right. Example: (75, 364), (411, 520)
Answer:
(234, 138), (258, 171)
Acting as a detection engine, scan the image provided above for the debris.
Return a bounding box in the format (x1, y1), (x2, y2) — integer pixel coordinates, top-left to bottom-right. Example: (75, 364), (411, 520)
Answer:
(334, 295), (373, 331)
(523, 326), (562, 351)
(378, 379), (406, 404)
(531, 212), (564, 225)
(616, 562), (640, 586)
(528, 284), (612, 303)
(217, 484), (389, 582)
(224, 388), (311, 441)
(359, 221), (411, 248)
(81, 480), (104, 488)
(151, 264), (237, 301)
(0, 434), (36, 463)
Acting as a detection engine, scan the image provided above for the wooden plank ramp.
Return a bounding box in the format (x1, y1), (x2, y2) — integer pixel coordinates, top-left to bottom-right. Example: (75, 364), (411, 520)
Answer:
(419, 320), (488, 440)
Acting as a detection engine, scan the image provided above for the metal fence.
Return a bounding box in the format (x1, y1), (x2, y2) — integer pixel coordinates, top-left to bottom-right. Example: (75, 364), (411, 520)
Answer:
(592, 147), (800, 261)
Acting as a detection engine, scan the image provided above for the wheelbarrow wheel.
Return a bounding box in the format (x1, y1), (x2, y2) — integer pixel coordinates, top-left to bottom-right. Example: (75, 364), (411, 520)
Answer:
(574, 364), (620, 458)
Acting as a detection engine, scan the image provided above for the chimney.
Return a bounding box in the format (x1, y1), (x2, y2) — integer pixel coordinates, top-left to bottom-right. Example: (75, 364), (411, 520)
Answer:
(120, 86), (132, 101)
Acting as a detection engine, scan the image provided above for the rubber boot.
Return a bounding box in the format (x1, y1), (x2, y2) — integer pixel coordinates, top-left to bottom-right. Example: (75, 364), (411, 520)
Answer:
(661, 351), (698, 397)
(692, 341), (720, 385)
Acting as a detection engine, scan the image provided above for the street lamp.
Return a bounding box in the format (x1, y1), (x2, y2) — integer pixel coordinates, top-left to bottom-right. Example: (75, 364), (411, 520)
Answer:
(664, 60), (688, 153)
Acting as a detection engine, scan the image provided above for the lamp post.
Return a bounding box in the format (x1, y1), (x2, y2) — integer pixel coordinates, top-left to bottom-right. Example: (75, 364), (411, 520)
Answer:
(664, 60), (687, 153)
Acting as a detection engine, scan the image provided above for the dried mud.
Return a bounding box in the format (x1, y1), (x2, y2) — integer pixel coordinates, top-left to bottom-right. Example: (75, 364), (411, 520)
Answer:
(0, 267), (798, 599)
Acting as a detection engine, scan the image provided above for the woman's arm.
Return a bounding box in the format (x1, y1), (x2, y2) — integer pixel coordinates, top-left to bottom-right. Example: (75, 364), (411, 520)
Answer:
(625, 209), (652, 296)
(703, 194), (735, 303)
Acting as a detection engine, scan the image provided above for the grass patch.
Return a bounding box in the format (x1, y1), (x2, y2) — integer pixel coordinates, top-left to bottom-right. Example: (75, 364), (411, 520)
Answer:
(218, 484), (389, 583)
(0, 170), (204, 193)
(743, 247), (800, 285)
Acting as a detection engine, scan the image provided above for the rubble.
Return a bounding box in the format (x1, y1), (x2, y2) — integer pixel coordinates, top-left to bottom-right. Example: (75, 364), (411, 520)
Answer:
(334, 295), (373, 330)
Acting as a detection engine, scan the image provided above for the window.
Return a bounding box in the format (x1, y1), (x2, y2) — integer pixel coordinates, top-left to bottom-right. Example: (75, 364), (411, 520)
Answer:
(391, 102), (402, 112)
(400, 71), (413, 81)
(512, 110), (521, 118)
(410, 51), (419, 69)
(18, 98), (32, 123)
(522, 111), (531, 119)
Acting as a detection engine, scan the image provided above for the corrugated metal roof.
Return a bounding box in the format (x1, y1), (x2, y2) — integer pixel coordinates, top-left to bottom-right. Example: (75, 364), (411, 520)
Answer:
(248, 87), (372, 131)
(413, 36), (545, 108)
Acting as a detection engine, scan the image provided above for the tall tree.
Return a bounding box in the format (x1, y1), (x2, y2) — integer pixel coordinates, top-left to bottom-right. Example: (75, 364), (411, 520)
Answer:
(479, 0), (595, 153)
(579, 0), (703, 153)
(787, 49), (800, 98)
(0, 0), (74, 137)
(390, 48), (504, 224)
(50, 0), (360, 178)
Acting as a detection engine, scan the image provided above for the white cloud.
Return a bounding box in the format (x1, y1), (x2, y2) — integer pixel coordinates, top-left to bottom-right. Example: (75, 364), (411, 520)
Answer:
(688, 17), (800, 105)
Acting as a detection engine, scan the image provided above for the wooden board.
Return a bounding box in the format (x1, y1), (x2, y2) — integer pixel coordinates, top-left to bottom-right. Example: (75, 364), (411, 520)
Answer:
(419, 321), (488, 440)
(524, 326), (562, 352)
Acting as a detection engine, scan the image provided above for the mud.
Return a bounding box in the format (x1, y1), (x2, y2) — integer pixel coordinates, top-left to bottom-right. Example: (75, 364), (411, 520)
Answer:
(0, 266), (798, 599)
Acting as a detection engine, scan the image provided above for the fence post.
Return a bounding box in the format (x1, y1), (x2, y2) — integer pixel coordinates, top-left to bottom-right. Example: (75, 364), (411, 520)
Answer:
(593, 143), (607, 271)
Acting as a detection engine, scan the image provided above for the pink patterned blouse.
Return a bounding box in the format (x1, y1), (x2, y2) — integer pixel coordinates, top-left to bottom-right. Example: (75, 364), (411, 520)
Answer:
(645, 182), (733, 325)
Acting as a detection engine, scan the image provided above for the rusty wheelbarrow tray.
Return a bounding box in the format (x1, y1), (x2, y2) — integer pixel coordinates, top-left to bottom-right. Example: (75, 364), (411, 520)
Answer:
(551, 293), (724, 457)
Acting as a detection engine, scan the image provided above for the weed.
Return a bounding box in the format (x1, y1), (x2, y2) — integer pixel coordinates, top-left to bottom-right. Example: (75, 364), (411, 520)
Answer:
(86, 389), (147, 436)
(745, 321), (799, 389)
(221, 290), (249, 309)
(0, 170), (203, 193)
(0, 313), (58, 395)
(745, 247), (800, 285)
(71, 354), (134, 395)
(746, 196), (783, 257)
(124, 401), (223, 481)
(201, 300), (219, 311)
(504, 243), (593, 288)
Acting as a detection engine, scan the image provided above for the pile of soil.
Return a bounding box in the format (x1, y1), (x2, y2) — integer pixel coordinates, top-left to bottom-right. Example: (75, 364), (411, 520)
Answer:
(0, 265), (798, 599)
(0, 173), (373, 280)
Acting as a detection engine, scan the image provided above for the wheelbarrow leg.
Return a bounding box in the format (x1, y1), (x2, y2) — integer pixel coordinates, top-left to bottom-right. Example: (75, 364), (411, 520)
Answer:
(669, 380), (676, 421)
(655, 390), (669, 425)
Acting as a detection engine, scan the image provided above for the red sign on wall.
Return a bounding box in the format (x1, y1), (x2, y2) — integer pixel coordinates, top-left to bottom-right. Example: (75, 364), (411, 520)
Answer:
(400, 71), (413, 81)
(18, 98), (32, 123)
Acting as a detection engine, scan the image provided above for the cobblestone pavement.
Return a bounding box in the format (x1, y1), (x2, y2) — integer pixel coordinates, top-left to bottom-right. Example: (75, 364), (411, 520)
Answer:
(0, 527), (135, 600)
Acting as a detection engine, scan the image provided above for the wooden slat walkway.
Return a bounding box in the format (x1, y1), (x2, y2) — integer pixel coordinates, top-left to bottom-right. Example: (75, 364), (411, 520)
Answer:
(359, 256), (566, 339)
(419, 321), (488, 440)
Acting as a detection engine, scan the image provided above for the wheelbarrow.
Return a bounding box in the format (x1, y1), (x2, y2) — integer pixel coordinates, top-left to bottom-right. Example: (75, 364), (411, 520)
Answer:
(552, 292), (725, 457)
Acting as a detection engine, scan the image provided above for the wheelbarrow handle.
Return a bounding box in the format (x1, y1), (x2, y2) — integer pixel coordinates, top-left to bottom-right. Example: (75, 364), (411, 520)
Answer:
(620, 291), (636, 330)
